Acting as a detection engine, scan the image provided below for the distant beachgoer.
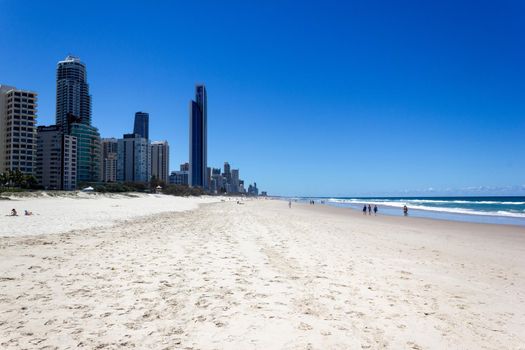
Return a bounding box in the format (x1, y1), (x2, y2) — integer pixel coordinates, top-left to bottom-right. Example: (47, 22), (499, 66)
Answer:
(403, 205), (408, 216)
(373, 205), (378, 215)
(24, 210), (33, 216)
(367, 204), (372, 215)
(289, 200), (292, 208)
(362, 205), (367, 215)
(10, 209), (17, 216)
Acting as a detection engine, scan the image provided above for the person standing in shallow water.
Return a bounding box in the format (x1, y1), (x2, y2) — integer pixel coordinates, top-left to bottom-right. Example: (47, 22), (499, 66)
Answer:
(362, 205), (367, 215)
(367, 204), (372, 215)
(373, 205), (378, 215)
(403, 205), (408, 216)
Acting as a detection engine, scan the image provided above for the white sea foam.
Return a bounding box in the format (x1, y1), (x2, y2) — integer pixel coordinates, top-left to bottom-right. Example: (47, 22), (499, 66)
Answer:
(408, 200), (525, 205)
(326, 198), (525, 218)
(328, 198), (525, 205)
(404, 205), (525, 218)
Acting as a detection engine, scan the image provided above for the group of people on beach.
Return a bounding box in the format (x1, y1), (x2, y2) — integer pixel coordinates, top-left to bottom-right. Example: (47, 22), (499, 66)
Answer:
(7, 209), (33, 216)
(286, 200), (410, 217)
(362, 204), (378, 215)
(362, 204), (409, 216)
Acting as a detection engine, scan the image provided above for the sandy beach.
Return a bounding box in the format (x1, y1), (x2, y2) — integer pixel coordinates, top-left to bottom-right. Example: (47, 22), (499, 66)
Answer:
(1, 196), (524, 349)
(0, 192), (218, 237)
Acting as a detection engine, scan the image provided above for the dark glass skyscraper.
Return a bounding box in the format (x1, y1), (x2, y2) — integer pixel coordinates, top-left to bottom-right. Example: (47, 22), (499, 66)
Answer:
(69, 123), (101, 183)
(56, 56), (91, 128)
(133, 111), (149, 139)
(55, 55), (101, 184)
(189, 84), (207, 188)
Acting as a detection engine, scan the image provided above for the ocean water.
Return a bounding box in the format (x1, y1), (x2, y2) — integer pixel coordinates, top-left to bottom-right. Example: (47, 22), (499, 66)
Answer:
(300, 196), (525, 226)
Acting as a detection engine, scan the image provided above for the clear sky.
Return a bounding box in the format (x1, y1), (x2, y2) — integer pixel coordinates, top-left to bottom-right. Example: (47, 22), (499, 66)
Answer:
(1, 0), (524, 196)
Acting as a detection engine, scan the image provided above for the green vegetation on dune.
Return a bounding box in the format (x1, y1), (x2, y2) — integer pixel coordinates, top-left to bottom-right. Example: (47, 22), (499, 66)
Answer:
(0, 169), (41, 192)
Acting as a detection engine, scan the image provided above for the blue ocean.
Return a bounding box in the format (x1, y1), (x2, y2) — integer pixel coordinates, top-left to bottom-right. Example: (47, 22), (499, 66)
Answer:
(301, 196), (525, 226)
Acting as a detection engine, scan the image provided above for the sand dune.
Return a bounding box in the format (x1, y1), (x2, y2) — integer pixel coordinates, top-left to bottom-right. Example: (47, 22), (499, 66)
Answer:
(0, 192), (218, 237)
(0, 198), (524, 349)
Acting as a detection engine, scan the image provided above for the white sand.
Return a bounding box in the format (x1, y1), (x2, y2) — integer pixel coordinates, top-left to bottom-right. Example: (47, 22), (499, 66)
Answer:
(1, 198), (524, 349)
(0, 192), (218, 237)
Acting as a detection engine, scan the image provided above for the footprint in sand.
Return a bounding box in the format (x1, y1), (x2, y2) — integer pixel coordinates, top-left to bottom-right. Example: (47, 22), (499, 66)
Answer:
(298, 322), (313, 331)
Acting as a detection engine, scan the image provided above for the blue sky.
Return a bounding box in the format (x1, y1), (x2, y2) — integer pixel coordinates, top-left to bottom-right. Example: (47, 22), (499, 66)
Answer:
(1, 0), (524, 196)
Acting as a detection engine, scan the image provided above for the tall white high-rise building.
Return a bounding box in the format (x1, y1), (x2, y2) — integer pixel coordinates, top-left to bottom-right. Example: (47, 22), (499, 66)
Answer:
(150, 140), (169, 183)
(0, 85), (38, 175)
(36, 125), (77, 190)
(117, 133), (151, 183)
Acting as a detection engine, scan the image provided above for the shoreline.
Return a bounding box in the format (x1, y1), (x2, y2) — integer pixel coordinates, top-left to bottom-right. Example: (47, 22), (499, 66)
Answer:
(294, 199), (525, 231)
(283, 197), (525, 227)
(292, 203), (525, 237)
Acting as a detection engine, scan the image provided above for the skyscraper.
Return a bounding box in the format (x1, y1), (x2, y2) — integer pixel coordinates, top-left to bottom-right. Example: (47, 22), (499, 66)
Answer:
(0, 85), (38, 175)
(56, 56), (91, 128)
(69, 123), (102, 183)
(180, 162), (190, 172)
(36, 125), (77, 190)
(150, 140), (169, 183)
(231, 169), (240, 193)
(133, 112), (149, 139)
(189, 84), (207, 188)
(248, 182), (259, 196)
(206, 166), (211, 190)
(209, 167), (221, 193)
(101, 138), (118, 182)
(117, 133), (151, 183)
(223, 162), (231, 180)
(55, 55), (101, 183)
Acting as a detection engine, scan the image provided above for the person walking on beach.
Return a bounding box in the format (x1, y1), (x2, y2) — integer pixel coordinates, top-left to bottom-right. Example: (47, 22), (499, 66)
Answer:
(362, 205), (367, 215)
(403, 205), (408, 216)
(373, 205), (378, 215)
(367, 204), (372, 215)
(288, 200), (292, 208)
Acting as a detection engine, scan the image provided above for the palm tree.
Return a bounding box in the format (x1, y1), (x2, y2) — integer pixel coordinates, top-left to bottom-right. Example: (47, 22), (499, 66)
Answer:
(22, 174), (37, 189)
(0, 172), (8, 189)
(10, 170), (24, 187)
